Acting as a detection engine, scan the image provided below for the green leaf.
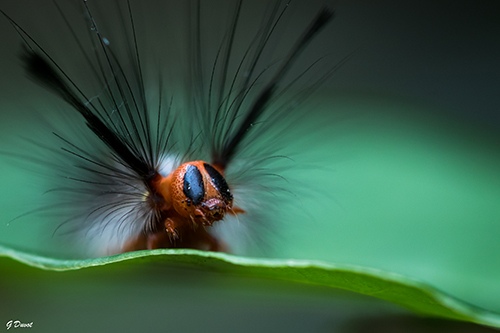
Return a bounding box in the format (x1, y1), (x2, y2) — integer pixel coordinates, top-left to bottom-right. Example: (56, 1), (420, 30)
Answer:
(1, 244), (499, 329)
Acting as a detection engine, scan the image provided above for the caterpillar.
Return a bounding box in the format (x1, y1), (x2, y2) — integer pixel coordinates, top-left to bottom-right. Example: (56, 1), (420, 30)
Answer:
(1, 0), (336, 257)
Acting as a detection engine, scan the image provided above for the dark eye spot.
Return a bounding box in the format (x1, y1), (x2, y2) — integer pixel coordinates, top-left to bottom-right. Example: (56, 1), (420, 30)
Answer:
(183, 165), (204, 205)
(204, 163), (232, 202)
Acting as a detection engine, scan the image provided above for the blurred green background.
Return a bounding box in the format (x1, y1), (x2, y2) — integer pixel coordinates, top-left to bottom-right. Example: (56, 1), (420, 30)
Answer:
(1, 0), (500, 332)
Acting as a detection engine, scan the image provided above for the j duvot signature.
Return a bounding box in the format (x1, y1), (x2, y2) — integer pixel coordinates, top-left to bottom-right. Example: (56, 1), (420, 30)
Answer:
(5, 320), (33, 330)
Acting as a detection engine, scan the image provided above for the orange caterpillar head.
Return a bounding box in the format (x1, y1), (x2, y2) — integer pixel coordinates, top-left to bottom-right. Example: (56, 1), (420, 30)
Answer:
(153, 161), (240, 230)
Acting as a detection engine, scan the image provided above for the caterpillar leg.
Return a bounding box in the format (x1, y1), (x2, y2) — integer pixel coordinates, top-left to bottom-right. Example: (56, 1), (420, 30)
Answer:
(121, 226), (227, 252)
